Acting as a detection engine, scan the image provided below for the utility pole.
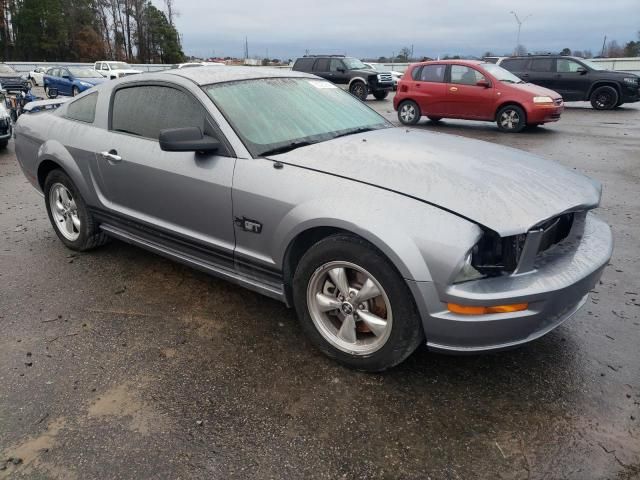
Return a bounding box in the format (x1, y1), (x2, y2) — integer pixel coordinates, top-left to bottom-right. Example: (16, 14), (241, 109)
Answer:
(601, 35), (607, 57)
(510, 11), (532, 54)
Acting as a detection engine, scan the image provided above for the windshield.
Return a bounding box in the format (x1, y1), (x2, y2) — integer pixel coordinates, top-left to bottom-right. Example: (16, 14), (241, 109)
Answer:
(69, 67), (100, 78)
(0, 64), (17, 74)
(342, 58), (367, 70)
(581, 59), (607, 71)
(481, 63), (525, 83)
(109, 62), (131, 70)
(205, 78), (390, 157)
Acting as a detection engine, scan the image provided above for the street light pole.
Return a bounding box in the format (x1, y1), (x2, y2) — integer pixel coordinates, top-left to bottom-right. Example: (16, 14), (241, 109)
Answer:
(510, 11), (532, 54)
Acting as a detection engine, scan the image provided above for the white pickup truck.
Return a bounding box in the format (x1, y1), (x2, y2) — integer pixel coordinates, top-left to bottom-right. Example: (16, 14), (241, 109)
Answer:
(93, 61), (142, 79)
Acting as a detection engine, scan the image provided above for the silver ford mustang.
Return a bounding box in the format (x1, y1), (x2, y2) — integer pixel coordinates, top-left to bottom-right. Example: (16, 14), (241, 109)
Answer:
(14, 67), (613, 371)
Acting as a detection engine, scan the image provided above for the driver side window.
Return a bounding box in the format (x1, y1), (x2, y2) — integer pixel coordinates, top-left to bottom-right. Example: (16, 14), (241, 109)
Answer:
(329, 59), (344, 72)
(450, 65), (485, 86)
(557, 59), (582, 73)
(110, 85), (230, 156)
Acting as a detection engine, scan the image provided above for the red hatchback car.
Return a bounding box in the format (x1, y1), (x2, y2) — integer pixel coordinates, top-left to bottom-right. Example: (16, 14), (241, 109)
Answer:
(394, 60), (564, 132)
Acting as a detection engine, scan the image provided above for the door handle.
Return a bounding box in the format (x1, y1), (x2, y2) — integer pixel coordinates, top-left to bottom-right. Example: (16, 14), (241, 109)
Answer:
(100, 150), (122, 162)
(449, 86), (458, 92)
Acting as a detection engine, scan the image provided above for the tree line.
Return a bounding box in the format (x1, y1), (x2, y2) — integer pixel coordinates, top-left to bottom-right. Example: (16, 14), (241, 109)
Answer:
(0, 0), (184, 63)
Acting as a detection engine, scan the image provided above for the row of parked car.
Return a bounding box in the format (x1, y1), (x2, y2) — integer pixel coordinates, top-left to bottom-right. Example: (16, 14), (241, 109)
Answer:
(292, 54), (640, 133)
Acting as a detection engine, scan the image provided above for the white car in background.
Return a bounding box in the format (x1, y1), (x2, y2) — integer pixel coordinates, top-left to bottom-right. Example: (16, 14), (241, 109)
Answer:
(364, 62), (404, 89)
(94, 61), (142, 79)
(28, 66), (50, 86)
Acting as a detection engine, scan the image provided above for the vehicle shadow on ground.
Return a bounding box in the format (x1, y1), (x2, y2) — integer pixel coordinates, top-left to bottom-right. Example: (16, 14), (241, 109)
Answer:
(413, 120), (560, 136)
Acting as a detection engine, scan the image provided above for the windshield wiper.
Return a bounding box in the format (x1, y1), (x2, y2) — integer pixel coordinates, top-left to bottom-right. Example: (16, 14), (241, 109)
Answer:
(333, 127), (377, 139)
(260, 140), (314, 157)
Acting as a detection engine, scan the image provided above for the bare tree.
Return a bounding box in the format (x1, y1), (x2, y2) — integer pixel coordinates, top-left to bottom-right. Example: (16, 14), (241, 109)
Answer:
(606, 40), (624, 58)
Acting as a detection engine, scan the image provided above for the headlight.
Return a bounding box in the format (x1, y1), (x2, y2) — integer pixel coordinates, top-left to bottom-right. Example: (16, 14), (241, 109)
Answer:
(533, 96), (554, 104)
(20, 74), (28, 80)
(79, 81), (93, 87)
(623, 77), (638, 86)
(453, 252), (485, 283)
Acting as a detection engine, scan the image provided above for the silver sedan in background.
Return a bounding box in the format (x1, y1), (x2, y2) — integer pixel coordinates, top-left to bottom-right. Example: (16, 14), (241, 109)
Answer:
(14, 67), (613, 371)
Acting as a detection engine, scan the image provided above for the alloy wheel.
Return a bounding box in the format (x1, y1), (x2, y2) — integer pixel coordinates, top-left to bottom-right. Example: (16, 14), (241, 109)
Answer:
(306, 261), (393, 355)
(500, 109), (520, 130)
(400, 104), (416, 123)
(49, 183), (81, 241)
(595, 92), (613, 109)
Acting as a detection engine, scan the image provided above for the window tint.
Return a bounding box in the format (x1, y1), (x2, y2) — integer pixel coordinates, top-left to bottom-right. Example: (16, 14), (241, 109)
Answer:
(419, 64), (445, 82)
(530, 58), (554, 72)
(293, 58), (315, 72)
(66, 93), (98, 123)
(314, 58), (329, 72)
(329, 59), (343, 72)
(557, 59), (583, 73)
(450, 65), (486, 85)
(111, 85), (206, 140)
(500, 58), (528, 71)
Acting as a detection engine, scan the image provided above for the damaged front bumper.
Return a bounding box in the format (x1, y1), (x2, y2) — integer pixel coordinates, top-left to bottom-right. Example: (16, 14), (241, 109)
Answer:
(408, 212), (613, 352)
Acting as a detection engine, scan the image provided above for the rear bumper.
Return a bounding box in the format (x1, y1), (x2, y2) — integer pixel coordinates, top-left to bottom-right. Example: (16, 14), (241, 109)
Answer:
(408, 212), (613, 353)
(527, 103), (564, 123)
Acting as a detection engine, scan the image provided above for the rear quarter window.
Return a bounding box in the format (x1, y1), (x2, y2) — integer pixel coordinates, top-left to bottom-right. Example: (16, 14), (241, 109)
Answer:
(65, 92), (98, 123)
(530, 58), (554, 72)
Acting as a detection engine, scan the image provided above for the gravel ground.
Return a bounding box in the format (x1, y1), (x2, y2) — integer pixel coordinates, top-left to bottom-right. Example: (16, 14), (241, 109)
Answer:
(0, 93), (639, 479)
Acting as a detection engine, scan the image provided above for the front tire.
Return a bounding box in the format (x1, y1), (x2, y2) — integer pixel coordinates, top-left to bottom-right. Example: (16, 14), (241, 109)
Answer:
(590, 86), (618, 110)
(397, 100), (421, 125)
(292, 234), (424, 372)
(373, 90), (388, 100)
(72, 86), (79, 97)
(44, 170), (109, 251)
(496, 104), (526, 133)
(349, 81), (368, 101)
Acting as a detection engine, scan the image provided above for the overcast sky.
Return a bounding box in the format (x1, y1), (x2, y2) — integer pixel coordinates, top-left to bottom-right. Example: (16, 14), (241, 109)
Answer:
(170, 0), (640, 59)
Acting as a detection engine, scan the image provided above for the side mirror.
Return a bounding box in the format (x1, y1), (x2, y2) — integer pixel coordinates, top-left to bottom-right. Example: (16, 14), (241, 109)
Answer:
(47, 88), (58, 99)
(576, 67), (587, 74)
(62, 75), (70, 79)
(476, 79), (491, 88)
(337, 67), (345, 73)
(159, 127), (220, 153)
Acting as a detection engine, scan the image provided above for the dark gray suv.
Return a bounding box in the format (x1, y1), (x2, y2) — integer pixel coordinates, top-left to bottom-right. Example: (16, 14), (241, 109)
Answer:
(292, 55), (394, 100)
(500, 55), (640, 110)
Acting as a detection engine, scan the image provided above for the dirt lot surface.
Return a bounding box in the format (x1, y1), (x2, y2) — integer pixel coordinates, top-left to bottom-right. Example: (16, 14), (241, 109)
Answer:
(1, 94), (639, 479)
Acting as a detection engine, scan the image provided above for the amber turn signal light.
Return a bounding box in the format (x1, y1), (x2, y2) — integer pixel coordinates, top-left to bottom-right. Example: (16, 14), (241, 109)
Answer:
(447, 302), (528, 315)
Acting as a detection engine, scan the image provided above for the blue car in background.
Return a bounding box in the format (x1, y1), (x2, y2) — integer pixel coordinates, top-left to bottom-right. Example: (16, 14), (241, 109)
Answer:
(43, 67), (106, 97)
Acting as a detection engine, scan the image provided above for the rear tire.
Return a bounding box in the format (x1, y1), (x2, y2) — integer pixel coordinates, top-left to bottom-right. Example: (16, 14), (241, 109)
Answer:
(292, 234), (424, 372)
(44, 169), (109, 251)
(496, 105), (526, 133)
(397, 100), (421, 125)
(373, 90), (388, 100)
(0, 140), (8, 149)
(590, 86), (618, 110)
(349, 81), (368, 101)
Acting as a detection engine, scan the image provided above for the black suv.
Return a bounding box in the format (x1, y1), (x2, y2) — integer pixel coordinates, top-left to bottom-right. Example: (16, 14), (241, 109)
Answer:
(292, 55), (394, 100)
(499, 55), (640, 110)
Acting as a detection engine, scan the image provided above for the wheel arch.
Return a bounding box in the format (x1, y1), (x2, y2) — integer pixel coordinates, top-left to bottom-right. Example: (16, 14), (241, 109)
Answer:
(587, 81), (621, 99)
(348, 77), (368, 89)
(35, 140), (93, 201)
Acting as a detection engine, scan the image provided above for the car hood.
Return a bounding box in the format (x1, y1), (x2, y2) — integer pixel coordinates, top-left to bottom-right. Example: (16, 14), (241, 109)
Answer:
(0, 73), (23, 79)
(78, 77), (107, 85)
(115, 69), (142, 74)
(510, 82), (561, 98)
(271, 128), (601, 236)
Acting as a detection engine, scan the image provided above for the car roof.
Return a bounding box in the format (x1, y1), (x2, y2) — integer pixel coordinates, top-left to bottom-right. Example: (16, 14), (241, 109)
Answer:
(163, 65), (316, 85)
(412, 59), (484, 67)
